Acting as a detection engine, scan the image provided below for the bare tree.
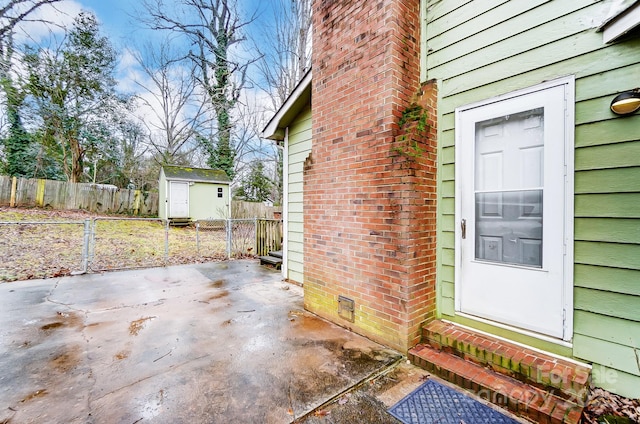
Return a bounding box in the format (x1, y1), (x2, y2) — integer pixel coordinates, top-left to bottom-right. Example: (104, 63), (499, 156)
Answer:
(0, 0), (64, 42)
(251, 0), (312, 205)
(132, 41), (213, 167)
(255, 0), (312, 112)
(0, 0), (65, 77)
(142, 0), (260, 180)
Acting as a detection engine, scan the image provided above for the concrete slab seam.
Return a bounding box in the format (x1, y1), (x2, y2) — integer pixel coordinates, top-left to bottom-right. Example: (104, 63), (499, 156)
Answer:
(291, 355), (406, 423)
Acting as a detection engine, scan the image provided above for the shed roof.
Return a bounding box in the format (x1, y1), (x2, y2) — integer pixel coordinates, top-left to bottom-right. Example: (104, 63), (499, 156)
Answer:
(162, 165), (231, 183)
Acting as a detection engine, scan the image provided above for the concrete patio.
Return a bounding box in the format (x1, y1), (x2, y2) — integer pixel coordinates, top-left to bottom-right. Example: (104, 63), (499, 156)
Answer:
(0, 260), (417, 423)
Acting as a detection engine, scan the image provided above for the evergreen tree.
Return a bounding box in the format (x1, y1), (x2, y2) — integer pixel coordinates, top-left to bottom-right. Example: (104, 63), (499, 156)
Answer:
(235, 161), (272, 202)
(24, 12), (119, 182)
(1, 68), (32, 176)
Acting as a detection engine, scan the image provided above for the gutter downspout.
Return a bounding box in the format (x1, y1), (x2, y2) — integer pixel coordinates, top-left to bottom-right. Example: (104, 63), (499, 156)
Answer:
(282, 127), (289, 280)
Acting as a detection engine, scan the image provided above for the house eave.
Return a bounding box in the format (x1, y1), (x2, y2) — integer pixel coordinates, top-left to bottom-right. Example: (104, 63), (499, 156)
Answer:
(598, 0), (640, 43)
(262, 69), (312, 141)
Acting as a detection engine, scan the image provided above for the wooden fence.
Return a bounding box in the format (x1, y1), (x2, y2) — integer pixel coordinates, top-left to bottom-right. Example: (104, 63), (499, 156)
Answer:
(256, 219), (283, 256)
(0, 175), (158, 216)
(231, 200), (281, 219)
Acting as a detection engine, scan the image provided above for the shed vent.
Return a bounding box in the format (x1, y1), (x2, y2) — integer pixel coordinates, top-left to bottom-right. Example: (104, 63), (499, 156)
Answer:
(338, 295), (355, 322)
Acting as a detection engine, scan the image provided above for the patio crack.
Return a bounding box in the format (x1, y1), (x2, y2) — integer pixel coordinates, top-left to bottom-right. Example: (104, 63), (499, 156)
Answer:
(45, 279), (89, 315)
(89, 354), (210, 404)
(83, 309), (98, 424)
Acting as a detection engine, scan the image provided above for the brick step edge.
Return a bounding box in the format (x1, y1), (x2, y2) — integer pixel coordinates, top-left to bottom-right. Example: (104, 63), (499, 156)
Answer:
(409, 344), (583, 424)
(423, 321), (590, 402)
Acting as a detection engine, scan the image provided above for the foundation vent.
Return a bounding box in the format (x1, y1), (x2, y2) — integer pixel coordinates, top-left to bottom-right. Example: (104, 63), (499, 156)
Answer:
(338, 295), (355, 322)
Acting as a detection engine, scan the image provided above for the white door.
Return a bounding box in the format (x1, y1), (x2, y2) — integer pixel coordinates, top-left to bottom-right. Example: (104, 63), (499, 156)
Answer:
(455, 80), (573, 340)
(169, 181), (189, 218)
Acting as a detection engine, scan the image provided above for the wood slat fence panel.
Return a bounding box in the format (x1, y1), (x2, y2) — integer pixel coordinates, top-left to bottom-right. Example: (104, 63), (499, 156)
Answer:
(256, 219), (283, 256)
(0, 175), (158, 215)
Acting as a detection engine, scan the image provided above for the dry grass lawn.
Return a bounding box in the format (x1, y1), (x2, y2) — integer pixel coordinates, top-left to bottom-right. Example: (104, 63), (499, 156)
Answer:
(0, 207), (236, 282)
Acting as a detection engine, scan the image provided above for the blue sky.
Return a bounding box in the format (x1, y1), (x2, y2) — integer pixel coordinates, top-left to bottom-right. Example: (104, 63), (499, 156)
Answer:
(77, 0), (136, 40)
(72, 0), (273, 46)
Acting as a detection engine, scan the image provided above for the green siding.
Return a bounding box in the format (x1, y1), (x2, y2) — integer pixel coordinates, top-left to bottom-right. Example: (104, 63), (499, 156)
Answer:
(576, 116), (640, 147)
(286, 106), (312, 285)
(189, 183), (229, 220)
(576, 168), (640, 193)
(427, 0), (640, 398)
(576, 193), (640, 218)
(575, 265), (640, 296)
(574, 334), (639, 377)
(576, 141), (640, 170)
(575, 218), (640, 244)
(575, 287), (640, 322)
(575, 310), (640, 348)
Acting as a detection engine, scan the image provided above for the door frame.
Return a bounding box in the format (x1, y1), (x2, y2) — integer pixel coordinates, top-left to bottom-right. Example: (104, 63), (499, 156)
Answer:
(169, 180), (190, 218)
(453, 76), (575, 342)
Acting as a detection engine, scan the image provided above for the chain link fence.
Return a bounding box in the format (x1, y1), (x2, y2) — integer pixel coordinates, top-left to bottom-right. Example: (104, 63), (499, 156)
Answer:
(0, 218), (279, 282)
(0, 221), (86, 281)
(194, 219), (257, 258)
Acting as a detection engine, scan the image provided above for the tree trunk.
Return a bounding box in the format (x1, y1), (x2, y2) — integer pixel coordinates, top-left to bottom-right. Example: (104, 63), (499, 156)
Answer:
(69, 137), (83, 183)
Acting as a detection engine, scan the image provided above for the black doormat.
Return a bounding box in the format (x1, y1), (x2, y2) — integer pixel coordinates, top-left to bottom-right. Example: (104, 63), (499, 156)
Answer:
(388, 379), (521, 424)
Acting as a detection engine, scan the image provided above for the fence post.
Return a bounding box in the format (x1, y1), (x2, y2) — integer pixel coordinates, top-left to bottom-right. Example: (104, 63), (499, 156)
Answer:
(164, 220), (169, 262)
(10, 176), (17, 207)
(226, 219), (232, 259)
(79, 218), (91, 274)
(256, 219), (261, 256)
(254, 218), (259, 255)
(196, 221), (200, 254)
(36, 179), (46, 207)
(89, 219), (97, 270)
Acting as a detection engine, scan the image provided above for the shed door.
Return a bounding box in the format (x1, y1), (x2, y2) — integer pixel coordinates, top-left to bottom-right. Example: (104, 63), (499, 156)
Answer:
(169, 181), (189, 218)
(456, 82), (571, 340)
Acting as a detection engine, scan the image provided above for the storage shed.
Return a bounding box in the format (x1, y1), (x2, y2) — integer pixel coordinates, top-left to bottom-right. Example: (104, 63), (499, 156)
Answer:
(158, 166), (231, 222)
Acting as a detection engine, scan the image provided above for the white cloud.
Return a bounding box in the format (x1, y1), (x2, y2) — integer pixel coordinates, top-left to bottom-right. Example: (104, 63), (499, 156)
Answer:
(116, 48), (146, 94)
(12, 0), (85, 45)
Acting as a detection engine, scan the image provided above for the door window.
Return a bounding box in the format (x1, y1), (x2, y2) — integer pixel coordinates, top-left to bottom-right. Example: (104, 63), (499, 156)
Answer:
(474, 108), (544, 268)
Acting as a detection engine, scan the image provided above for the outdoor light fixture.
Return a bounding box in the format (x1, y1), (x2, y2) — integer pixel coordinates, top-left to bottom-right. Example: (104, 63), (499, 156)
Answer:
(610, 89), (640, 116)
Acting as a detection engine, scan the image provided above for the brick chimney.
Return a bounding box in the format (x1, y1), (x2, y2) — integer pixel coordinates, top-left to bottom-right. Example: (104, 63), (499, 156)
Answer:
(305, 0), (438, 351)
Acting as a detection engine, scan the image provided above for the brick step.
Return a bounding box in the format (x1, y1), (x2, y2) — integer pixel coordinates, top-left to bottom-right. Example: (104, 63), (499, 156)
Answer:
(409, 344), (583, 424)
(422, 320), (590, 402)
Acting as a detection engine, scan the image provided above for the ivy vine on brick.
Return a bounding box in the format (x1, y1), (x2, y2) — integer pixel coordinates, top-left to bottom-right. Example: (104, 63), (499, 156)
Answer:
(393, 103), (430, 160)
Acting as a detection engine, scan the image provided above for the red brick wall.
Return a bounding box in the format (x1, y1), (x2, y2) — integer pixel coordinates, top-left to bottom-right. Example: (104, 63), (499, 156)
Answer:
(305, 0), (437, 351)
